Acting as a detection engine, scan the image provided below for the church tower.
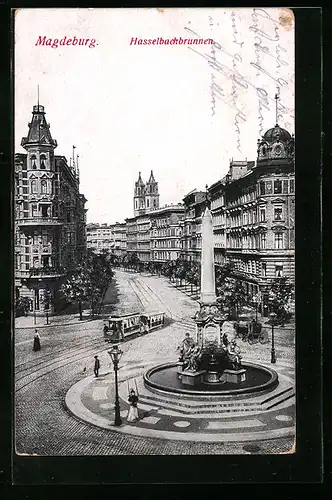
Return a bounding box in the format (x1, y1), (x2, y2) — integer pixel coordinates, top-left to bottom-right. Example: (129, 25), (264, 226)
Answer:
(145, 170), (159, 212)
(134, 172), (146, 216)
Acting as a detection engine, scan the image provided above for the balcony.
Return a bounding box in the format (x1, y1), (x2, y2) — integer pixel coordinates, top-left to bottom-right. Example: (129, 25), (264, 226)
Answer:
(28, 266), (65, 279)
(17, 217), (63, 227)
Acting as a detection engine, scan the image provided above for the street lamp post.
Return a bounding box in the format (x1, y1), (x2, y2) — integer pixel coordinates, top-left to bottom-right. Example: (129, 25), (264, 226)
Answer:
(269, 312), (277, 364)
(252, 295), (258, 322)
(108, 344), (123, 426)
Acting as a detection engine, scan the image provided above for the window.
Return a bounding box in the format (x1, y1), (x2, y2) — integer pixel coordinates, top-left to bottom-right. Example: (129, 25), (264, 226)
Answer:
(274, 232), (284, 249)
(32, 204), (38, 217)
(31, 179), (37, 193)
(261, 263), (267, 277)
(274, 208), (282, 220)
(266, 181), (272, 194)
(147, 199), (150, 208)
(275, 265), (283, 278)
(261, 233), (266, 249)
(283, 180), (289, 194)
(274, 180), (282, 194)
(260, 208), (266, 222)
(41, 205), (48, 217)
(40, 179), (47, 193)
(30, 155), (37, 169)
(40, 154), (46, 169)
(290, 180), (295, 193)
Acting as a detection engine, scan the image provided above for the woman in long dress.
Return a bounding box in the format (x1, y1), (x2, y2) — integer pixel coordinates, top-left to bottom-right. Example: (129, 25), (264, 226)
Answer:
(33, 330), (41, 351)
(127, 389), (139, 422)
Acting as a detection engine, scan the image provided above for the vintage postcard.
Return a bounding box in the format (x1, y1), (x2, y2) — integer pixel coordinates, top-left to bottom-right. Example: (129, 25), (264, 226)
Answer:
(14, 7), (295, 458)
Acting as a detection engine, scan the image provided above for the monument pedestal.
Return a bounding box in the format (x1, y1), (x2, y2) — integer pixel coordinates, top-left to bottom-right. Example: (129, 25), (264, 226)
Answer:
(180, 370), (205, 387)
(203, 370), (221, 384)
(177, 362), (184, 378)
(203, 358), (221, 384)
(220, 368), (246, 384)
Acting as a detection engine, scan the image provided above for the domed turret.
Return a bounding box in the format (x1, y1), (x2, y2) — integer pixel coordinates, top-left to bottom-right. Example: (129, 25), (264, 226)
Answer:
(257, 123), (294, 163)
(263, 124), (292, 143)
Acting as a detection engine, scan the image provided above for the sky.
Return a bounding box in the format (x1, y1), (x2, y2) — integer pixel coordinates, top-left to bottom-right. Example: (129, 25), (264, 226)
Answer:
(15, 7), (294, 224)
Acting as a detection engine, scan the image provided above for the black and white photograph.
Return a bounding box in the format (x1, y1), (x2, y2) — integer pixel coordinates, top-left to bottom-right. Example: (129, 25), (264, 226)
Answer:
(14, 7), (296, 457)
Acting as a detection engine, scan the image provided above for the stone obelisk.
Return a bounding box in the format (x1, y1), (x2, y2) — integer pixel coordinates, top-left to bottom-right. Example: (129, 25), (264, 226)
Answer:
(200, 207), (217, 305)
(194, 195), (223, 356)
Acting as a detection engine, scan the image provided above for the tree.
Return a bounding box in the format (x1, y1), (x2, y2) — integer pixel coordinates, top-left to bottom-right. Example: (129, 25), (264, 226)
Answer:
(220, 279), (248, 319)
(186, 261), (201, 293)
(215, 262), (235, 298)
(15, 296), (31, 317)
(267, 277), (294, 325)
(60, 249), (114, 318)
(60, 267), (90, 320)
(174, 258), (190, 286)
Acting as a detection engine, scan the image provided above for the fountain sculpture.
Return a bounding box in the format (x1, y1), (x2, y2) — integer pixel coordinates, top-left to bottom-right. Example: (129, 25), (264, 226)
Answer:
(144, 193), (278, 397)
(177, 203), (246, 387)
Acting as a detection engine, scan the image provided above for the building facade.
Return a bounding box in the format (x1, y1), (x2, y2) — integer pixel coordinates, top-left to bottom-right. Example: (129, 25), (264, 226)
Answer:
(110, 222), (127, 257)
(180, 123), (295, 312)
(150, 205), (184, 263)
(181, 190), (206, 263)
(87, 222), (127, 257)
(86, 223), (114, 253)
(14, 103), (87, 314)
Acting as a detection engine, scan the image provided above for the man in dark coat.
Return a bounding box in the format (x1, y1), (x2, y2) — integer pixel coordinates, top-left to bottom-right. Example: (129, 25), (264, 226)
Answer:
(94, 355), (100, 377)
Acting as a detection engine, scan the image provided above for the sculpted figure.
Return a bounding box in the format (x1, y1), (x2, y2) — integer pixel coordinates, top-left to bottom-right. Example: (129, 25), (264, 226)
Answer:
(226, 340), (242, 369)
(222, 320), (237, 346)
(177, 332), (195, 362)
(182, 343), (202, 372)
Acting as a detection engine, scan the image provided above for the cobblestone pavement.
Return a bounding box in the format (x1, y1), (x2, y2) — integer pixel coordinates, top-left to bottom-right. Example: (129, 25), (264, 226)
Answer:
(15, 271), (295, 456)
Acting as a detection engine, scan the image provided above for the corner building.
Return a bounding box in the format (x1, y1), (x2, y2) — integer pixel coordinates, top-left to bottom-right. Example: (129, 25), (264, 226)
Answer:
(180, 123), (295, 314)
(14, 104), (87, 314)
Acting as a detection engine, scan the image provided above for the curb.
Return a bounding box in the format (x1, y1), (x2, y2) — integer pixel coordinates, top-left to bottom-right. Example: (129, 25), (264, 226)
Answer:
(15, 317), (99, 330)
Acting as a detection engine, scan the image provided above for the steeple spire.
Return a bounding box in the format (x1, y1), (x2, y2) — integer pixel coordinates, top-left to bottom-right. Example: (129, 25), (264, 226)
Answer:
(148, 170), (156, 183)
(275, 86), (280, 126)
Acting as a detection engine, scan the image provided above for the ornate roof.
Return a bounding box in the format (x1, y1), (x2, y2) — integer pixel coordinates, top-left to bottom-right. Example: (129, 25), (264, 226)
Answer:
(262, 124), (292, 143)
(21, 105), (57, 149)
(257, 123), (294, 162)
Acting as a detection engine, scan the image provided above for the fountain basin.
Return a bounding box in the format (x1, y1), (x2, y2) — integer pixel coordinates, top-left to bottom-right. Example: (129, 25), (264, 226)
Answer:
(144, 361), (278, 397)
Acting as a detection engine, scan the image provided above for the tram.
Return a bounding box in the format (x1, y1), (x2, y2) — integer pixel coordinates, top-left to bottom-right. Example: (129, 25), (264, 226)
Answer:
(103, 310), (166, 343)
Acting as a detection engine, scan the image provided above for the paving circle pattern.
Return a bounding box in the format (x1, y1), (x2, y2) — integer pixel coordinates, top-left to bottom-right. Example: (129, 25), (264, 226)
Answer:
(275, 415), (293, 422)
(173, 421), (191, 428)
(242, 444), (261, 453)
(65, 358), (296, 446)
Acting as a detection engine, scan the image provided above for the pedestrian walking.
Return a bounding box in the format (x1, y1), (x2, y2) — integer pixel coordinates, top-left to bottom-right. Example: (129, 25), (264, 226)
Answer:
(127, 389), (139, 422)
(94, 355), (100, 377)
(33, 329), (41, 352)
